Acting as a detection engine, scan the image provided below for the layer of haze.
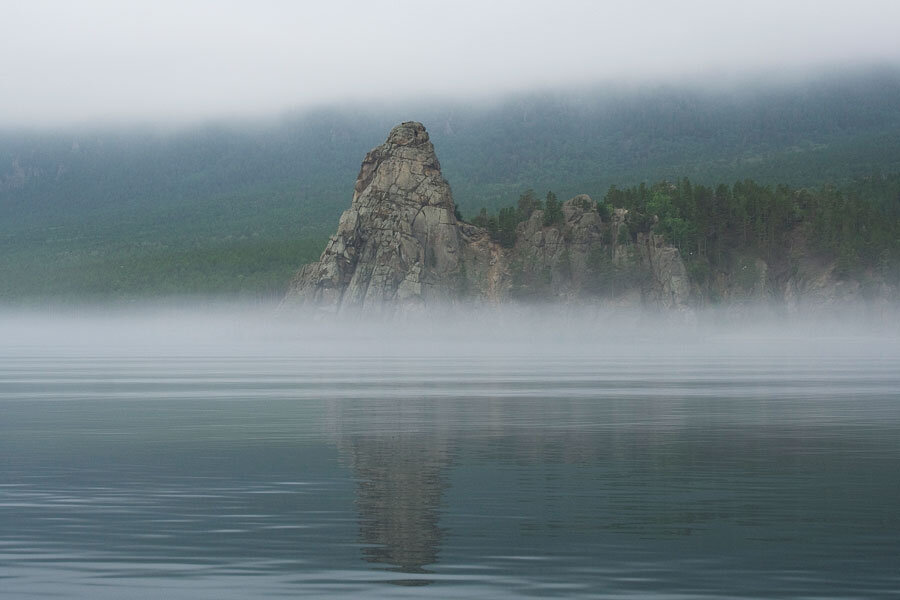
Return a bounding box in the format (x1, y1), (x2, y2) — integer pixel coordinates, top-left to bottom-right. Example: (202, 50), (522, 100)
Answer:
(2, 303), (898, 361)
(5, 0), (900, 127)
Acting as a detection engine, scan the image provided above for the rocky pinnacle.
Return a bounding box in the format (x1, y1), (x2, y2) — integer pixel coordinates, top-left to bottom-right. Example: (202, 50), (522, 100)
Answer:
(284, 122), (462, 314)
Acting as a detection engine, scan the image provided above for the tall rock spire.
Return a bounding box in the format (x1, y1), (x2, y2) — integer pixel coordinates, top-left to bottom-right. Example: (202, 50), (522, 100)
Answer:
(285, 122), (462, 314)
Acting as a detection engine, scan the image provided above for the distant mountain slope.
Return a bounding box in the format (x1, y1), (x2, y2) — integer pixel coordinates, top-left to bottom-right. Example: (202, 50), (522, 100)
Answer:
(2, 67), (900, 300)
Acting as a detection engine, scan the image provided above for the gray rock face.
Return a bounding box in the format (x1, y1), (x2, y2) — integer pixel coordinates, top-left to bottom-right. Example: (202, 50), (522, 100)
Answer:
(636, 233), (692, 311)
(285, 122), (463, 314)
(508, 195), (605, 300)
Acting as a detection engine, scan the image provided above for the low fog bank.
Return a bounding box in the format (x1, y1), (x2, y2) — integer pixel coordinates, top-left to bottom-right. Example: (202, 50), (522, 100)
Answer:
(6, 2), (900, 127)
(1, 300), (898, 360)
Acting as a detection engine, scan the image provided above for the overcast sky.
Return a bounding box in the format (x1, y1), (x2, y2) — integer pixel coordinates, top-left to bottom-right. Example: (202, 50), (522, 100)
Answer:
(3, 0), (900, 126)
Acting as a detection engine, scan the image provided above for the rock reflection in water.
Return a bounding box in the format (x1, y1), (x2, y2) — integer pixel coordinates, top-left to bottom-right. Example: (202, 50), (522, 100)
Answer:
(338, 430), (452, 581)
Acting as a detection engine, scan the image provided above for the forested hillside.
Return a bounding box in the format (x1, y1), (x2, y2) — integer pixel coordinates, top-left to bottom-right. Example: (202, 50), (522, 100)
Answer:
(472, 174), (900, 301)
(2, 68), (900, 301)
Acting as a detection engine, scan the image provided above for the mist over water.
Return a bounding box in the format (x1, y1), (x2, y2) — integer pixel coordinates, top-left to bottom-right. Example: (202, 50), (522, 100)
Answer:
(3, 301), (899, 358)
(2, 302), (899, 598)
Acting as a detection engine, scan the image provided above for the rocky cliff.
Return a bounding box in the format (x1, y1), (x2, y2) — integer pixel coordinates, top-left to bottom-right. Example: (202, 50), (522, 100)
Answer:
(284, 122), (693, 314)
(703, 230), (898, 315)
(285, 122), (893, 315)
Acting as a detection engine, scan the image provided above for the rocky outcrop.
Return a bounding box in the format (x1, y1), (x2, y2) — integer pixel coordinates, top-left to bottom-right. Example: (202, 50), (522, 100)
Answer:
(499, 198), (693, 312)
(508, 195), (604, 300)
(285, 122), (467, 314)
(284, 122), (695, 314)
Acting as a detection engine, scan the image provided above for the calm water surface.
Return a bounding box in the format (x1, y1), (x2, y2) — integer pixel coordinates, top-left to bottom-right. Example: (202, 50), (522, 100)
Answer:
(2, 315), (899, 598)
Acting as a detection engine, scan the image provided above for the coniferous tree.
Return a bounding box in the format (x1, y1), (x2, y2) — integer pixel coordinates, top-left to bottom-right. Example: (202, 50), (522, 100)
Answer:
(543, 191), (563, 226)
(517, 189), (542, 220)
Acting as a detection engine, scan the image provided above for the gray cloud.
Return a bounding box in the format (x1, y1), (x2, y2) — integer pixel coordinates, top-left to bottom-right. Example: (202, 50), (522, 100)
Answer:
(3, 0), (900, 126)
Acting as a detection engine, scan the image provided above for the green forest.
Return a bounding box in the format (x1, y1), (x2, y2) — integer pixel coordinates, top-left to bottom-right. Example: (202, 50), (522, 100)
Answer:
(2, 68), (900, 301)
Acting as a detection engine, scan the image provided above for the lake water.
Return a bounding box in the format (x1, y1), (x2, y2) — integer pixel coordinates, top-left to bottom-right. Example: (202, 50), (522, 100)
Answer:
(2, 308), (900, 598)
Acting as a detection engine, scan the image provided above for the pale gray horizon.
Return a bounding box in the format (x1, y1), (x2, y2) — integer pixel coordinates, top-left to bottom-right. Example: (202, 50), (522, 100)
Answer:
(4, 0), (900, 127)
